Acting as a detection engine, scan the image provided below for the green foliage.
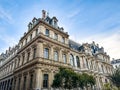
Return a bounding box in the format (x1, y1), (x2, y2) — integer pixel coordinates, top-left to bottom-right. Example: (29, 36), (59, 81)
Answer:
(88, 75), (96, 87)
(102, 83), (111, 90)
(52, 67), (96, 89)
(109, 67), (120, 89)
(102, 83), (118, 90)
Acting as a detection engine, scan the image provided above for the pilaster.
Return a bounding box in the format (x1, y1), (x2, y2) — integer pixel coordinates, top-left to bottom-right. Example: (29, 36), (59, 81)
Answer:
(36, 42), (41, 58)
(50, 46), (53, 60)
(67, 52), (70, 65)
(34, 69), (42, 90)
(59, 49), (62, 62)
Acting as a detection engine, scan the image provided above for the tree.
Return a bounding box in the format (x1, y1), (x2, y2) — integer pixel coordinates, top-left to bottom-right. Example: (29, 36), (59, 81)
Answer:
(102, 83), (118, 90)
(52, 67), (96, 90)
(78, 74), (85, 89)
(109, 67), (120, 89)
(52, 67), (75, 89)
(88, 75), (96, 89)
(52, 73), (62, 89)
(81, 73), (96, 90)
(82, 73), (90, 90)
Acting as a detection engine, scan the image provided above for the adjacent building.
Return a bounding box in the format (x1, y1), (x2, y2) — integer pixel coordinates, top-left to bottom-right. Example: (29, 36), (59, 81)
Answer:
(111, 59), (120, 69)
(0, 10), (113, 90)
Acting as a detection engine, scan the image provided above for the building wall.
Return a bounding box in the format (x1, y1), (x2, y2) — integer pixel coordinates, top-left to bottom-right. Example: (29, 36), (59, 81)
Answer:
(0, 13), (113, 90)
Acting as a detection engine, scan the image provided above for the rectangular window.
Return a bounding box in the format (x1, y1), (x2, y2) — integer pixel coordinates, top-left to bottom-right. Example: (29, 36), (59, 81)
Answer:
(21, 42), (23, 47)
(44, 48), (49, 59)
(36, 29), (38, 36)
(30, 74), (33, 89)
(45, 29), (49, 37)
(33, 48), (36, 59)
(54, 33), (58, 40)
(86, 59), (89, 69)
(27, 52), (30, 61)
(14, 79), (16, 90)
(54, 51), (58, 61)
(62, 37), (65, 43)
(23, 76), (26, 90)
(30, 34), (32, 40)
(43, 74), (48, 88)
(18, 78), (21, 90)
(18, 57), (20, 66)
(63, 54), (67, 63)
(22, 54), (25, 64)
(15, 60), (17, 68)
(25, 38), (27, 44)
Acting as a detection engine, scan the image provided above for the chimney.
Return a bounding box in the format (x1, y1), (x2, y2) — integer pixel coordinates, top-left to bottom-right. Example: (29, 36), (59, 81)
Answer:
(96, 44), (99, 47)
(9, 47), (11, 51)
(42, 10), (46, 19)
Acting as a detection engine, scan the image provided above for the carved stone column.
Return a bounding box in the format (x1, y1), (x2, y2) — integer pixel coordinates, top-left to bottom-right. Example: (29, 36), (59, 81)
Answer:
(59, 48), (62, 62)
(50, 46), (53, 60)
(39, 43), (43, 58)
(82, 56), (86, 68)
(74, 55), (77, 67)
(80, 56), (83, 69)
(20, 75), (24, 90)
(67, 52), (70, 65)
(26, 73), (30, 90)
(49, 70), (54, 88)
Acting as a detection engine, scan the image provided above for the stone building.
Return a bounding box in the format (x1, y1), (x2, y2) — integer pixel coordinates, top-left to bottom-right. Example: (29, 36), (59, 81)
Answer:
(0, 10), (113, 90)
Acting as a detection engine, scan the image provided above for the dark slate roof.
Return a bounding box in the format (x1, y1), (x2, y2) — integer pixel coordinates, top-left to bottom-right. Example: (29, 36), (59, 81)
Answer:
(111, 59), (120, 64)
(69, 39), (81, 51)
(0, 54), (5, 60)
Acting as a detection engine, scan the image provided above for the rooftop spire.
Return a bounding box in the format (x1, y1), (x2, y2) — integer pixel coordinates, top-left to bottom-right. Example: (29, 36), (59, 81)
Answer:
(42, 10), (46, 19)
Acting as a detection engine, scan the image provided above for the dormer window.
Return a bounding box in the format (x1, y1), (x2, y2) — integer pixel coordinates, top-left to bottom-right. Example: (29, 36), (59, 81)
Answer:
(30, 34), (32, 40)
(21, 42), (23, 47)
(25, 38), (27, 44)
(28, 22), (32, 30)
(45, 29), (49, 37)
(54, 21), (57, 27)
(32, 17), (37, 25)
(52, 17), (58, 28)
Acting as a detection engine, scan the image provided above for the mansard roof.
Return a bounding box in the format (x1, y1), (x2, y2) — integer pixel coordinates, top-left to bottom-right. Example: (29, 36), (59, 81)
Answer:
(69, 40), (108, 56)
(69, 39), (81, 52)
(111, 59), (120, 64)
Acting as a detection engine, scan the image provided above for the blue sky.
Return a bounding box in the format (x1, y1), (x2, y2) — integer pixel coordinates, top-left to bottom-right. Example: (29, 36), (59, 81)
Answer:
(0, 0), (120, 59)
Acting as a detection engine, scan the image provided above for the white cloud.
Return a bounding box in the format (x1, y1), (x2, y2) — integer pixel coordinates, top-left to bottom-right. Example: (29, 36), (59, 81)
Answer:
(67, 9), (80, 18)
(0, 6), (14, 24)
(0, 35), (18, 54)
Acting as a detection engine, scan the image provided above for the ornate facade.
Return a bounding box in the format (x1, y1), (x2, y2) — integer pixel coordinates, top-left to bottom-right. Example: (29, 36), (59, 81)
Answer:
(0, 10), (113, 90)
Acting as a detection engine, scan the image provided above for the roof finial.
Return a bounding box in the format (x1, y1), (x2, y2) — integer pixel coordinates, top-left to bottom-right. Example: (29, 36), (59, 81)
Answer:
(47, 10), (49, 16)
(42, 10), (46, 19)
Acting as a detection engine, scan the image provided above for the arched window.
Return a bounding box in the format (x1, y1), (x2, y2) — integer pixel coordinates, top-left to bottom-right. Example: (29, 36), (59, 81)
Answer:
(76, 56), (80, 68)
(63, 54), (67, 63)
(70, 54), (74, 66)
(44, 48), (49, 59)
(86, 59), (89, 69)
(54, 51), (58, 61)
(101, 65), (104, 73)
